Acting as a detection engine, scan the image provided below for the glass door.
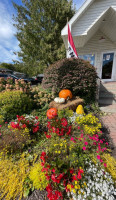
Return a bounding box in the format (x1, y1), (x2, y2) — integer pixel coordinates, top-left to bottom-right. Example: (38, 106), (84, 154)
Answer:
(102, 52), (114, 80)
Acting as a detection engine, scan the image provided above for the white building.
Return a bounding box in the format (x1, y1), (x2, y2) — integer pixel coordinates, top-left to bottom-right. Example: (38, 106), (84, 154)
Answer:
(61, 0), (116, 82)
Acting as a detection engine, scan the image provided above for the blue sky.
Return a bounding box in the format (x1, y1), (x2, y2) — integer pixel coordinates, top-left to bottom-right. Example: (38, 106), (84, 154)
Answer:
(0, 0), (85, 63)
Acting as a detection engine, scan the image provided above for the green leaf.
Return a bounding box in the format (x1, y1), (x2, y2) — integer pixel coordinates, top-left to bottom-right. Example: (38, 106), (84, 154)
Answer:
(23, 189), (30, 198)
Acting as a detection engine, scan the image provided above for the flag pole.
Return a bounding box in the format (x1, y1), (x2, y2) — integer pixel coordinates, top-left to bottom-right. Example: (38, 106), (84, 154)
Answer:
(67, 17), (68, 24)
(67, 20), (78, 58)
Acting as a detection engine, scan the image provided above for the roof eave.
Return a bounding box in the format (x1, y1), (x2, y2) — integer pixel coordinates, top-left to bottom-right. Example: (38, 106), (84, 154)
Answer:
(61, 0), (95, 36)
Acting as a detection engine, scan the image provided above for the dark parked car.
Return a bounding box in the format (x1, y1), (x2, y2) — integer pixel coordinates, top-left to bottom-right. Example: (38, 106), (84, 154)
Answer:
(36, 74), (44, 84)
(0, 73), (32, 84)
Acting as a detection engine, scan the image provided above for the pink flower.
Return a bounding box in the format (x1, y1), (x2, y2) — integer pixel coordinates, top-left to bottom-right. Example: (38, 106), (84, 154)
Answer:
(104, 163), (107, 167)
(97, 155), (100, 160)
(80, 133), (83, 138)
(84, 141), (88, 145)
(52, 169), (55, 173)
(98, 146), (101, 151)
(100, 131), (102, 134)
(82, 146), (86, 150)
(0, 125), (2, 128)
(70, 137), (74, 141)
(100, 159), (103, 163)
(100, 139), (103, 144)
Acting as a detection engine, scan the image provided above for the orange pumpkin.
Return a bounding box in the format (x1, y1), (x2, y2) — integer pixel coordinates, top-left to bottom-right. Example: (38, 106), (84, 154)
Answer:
(47, 108), (57, 119)
(59, 89), (72, 100)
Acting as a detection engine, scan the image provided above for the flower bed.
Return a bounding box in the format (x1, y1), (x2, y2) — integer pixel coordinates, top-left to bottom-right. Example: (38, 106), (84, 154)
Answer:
(0, 109), (115, 200)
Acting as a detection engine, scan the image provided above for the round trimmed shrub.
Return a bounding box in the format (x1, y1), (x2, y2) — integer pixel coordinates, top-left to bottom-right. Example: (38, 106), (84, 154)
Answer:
(0, 90), (33, 121)
(42, 58), (98, 102)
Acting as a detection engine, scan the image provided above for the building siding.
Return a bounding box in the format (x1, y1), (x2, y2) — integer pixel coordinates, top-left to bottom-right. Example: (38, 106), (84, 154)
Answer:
(74, 30), (116, 79)
(72, 0), (116, 36)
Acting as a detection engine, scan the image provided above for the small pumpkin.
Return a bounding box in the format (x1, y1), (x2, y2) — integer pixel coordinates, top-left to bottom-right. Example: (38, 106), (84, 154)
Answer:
(47, 108), (57, 119)
(76, 105), (84, 115)
(59, 89), (72, 100)
(54, 97), (65, 104)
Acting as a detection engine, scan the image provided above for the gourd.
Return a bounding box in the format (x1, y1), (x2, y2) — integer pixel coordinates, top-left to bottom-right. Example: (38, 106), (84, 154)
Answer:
(47, 108), (57, 119)
(54, 97), (65, 104)
(76, 105), (84, 115)
(59, 89), (72, 100)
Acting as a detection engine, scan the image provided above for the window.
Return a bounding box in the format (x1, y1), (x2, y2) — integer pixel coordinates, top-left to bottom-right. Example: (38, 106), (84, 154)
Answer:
(102, 52), (114, 79)
(79, 54), (95, 66)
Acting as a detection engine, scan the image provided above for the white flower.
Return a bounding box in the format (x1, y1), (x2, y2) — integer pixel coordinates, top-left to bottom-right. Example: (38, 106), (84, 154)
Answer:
(72, 160), (116, 200)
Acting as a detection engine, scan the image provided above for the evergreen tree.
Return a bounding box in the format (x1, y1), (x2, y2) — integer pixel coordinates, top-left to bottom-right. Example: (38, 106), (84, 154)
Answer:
(13, 0), (75, 75)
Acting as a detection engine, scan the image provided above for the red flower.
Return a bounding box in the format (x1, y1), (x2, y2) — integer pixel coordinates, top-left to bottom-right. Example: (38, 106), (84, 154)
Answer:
(46, 134), (51, 139)
(47, 165), (50, 168)
(78, 169), (84, 174)
(61, 118), (68, 127)
(77, 172), (82, 179)
(41, 162), (45, 166)
(51, 174), (57, 183)
(51, 127), (55, 133)
(52, 168), (55, 173)
(16, 115), (25, 122)
(42, 167), (48, 172)
(22, 124), (27, 128)
(35, 116), (38, 120)
(40, 152), (46, 162)
(41, 152), (46, 156)
(33, 126), (39, 133)
(46, 175), (50, 180)
(69, 169), (74, 174)
(46, 184), (52, 192)
(10, 122), (20, 129)
(72, 175), (77, 181)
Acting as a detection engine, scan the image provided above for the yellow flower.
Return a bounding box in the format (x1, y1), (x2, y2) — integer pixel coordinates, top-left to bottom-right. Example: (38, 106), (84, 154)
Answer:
(78, 190), (81, 194)
(73, 189), (76, 193)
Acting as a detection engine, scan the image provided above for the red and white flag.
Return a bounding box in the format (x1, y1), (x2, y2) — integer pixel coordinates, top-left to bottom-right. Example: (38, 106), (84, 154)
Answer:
(68, 24), (78, 58)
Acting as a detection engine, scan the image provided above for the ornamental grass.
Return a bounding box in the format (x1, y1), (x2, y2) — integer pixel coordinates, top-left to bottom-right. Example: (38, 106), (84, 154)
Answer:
(0, 154), (29, 200)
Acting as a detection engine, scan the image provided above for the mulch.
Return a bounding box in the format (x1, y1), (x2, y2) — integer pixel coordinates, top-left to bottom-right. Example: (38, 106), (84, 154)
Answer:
(23, 190), (48, 200)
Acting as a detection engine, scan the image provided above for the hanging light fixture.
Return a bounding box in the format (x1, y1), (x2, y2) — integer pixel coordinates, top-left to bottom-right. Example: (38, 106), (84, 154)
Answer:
(99, 36), (105, 42)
